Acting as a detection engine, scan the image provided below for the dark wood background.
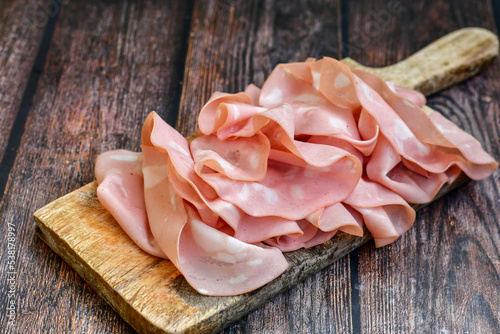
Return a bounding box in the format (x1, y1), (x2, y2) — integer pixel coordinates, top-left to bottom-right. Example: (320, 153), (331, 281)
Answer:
(1, 0), (499, 333)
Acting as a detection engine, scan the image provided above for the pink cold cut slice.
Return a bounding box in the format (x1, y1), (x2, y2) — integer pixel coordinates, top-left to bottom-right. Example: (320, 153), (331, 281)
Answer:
(95, 150), (166, 258)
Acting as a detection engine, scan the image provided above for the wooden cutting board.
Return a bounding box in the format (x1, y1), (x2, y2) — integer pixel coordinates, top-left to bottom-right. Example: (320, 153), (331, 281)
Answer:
(34, 28), (498, 334)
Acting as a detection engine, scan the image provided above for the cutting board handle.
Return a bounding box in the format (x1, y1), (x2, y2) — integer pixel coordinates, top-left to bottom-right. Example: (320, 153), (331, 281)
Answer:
(342, 27), (499, 95)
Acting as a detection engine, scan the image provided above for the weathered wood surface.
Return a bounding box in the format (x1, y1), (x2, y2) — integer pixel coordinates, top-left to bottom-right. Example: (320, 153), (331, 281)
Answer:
(177, 0), (343, 136)
(0, 0), (52, 183)
(0, 1), (191, 333)
(0, 1), (499, 334)
(33, 25), (497, 334)
(342, 27), (499, 96)
(345, 1), (500, 333)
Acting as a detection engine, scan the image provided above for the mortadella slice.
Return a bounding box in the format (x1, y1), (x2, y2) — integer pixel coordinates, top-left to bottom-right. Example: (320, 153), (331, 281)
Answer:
(344, 177), (416, 247)
(95, 150), (166, 258)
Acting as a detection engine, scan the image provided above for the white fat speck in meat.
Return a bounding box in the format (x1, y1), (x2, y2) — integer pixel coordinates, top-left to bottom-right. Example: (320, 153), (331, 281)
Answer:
(252, 183), (279, 204)
(229, 274), (248, 284)
(291, 184), (305, 199)
(249, 151), (260, 170)
(247, 259), (263, 267)
(295, 93), (326, 104)
(334, 72), (350, 89)
(393, 119), (414, 142)
(328, 115), (348, 130)
(263, 87), (283, 106)
(403, 99), (415, 108)
(239, 183), (250, 200)
(215, 252), (237, 264)
(110, 154), (139, 162)
(312, 71), (321, 90)
(360, 81), (375, 102)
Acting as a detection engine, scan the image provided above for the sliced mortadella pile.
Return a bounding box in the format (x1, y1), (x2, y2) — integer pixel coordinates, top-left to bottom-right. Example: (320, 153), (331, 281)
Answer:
(95, 150), (166, 258)
(141, 112), (289, 295)
(195, 97), (362, 220)
(94, 56), (498, 296)
(352, 69), (498, 203)
(199, 154), (360, 220)
(146, 112), (308, 246)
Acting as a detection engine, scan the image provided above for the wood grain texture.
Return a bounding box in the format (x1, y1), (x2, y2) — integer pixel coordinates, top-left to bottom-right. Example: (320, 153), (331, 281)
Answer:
(0, 0), (49, 162)
(342, 28), (499, 96)
(33, 26), (496, 334)
(0, 1), (191, 333)
(177, 0), (342, 136)
(346, 1), (500, 333)
(1, 0), (499, 333)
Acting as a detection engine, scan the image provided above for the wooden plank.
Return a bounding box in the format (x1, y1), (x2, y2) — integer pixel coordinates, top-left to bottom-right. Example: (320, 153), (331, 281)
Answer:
(345, 0), (500, 333)
(0, 0), (50, 163)
(341, 27), (498, 96)
(34, 27), (498, 333)
(0, 1), (191, 333)
(34, 181), (371, 334)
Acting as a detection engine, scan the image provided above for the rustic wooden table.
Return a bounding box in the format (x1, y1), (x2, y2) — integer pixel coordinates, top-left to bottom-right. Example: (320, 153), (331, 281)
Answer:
(1, 1), (499, 333)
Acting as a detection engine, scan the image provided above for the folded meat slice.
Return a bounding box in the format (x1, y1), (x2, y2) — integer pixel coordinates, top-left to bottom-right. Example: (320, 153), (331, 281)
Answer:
(344, 177), (416, 247)
(198, 91), (255, 136)
(95, 150), (166, 258)
(144, 113), (305, 242)
(306, 203), (364, 237)
(195, 98), (362, 220)
(429, 111), (499, 180)
(259, 58), (497, 205)
(179, 207), (289, 296)
(165, 154), (305, 244)
(190, 133), (270, 181)
(264, 219), (338, 252)
(197, 151), (360, 220)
